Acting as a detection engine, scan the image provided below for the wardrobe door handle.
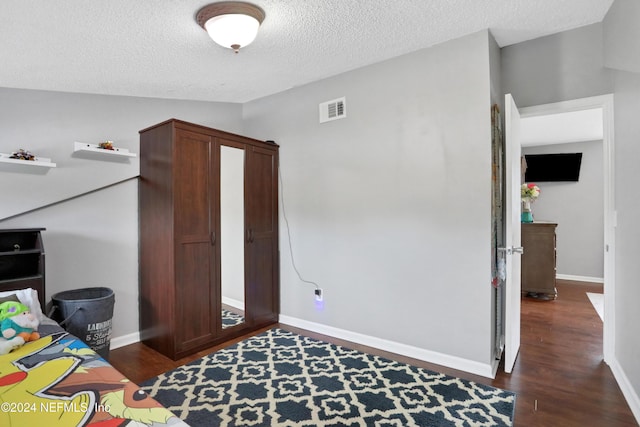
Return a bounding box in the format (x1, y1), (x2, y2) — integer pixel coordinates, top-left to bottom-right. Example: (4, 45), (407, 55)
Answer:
(246, 229), (251, 243)
(210, 232), (216, 245)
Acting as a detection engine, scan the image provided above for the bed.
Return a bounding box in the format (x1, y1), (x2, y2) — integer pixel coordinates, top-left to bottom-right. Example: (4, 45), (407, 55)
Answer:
(0, 287), (190, 427)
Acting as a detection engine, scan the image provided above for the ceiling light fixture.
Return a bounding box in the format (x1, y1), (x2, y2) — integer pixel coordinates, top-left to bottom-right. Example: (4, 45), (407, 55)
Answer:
(196, 1), (265, 53)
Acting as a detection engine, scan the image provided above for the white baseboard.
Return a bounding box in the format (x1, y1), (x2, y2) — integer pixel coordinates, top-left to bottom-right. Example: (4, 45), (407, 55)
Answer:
(109, 331), (140, 350)
(491, 345), (504, 378)
(279, 315), (495, 379)
(556, 274), (604, 284)
(609, 356), (640, 424)
(221, 296), (244, 310)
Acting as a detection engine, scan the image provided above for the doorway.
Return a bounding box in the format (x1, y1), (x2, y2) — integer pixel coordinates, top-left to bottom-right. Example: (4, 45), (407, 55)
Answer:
(517, 94), (615, 364)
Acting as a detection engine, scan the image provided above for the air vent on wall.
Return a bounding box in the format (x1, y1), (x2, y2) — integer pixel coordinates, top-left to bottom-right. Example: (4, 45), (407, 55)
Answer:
(319, 97), (346, 123)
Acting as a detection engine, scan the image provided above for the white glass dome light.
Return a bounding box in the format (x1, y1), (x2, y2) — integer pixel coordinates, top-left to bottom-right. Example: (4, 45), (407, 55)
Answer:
(204, 14), (260, 52)
(197, 2), (265, 53)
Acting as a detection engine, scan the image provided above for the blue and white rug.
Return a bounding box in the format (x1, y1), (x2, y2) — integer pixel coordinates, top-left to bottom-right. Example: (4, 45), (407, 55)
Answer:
(222, 308), (245, 329)
(141, 328), (516, 426)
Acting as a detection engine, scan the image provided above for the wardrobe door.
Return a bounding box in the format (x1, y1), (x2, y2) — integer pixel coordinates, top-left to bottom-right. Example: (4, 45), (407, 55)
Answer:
(245, 145), (279, 326)
(174, 129), (218, 353)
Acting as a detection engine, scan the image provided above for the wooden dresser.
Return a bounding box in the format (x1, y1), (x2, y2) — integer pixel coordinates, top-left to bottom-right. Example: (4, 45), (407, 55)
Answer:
(521, 222), (557, 298)
(0, 228), (46, 309)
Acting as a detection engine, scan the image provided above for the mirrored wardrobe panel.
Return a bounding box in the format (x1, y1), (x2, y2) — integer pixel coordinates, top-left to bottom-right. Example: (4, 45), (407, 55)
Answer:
(220, 144), (246, 329)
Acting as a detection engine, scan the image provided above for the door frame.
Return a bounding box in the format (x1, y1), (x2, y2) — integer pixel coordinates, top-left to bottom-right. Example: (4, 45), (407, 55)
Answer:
(518, 94), (615, 363)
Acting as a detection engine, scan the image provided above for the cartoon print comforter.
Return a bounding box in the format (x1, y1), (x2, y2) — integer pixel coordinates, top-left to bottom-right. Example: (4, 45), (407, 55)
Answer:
(0, 332), (189, 426)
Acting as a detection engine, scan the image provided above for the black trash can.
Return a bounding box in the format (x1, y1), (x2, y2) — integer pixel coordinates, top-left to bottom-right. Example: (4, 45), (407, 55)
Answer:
(50, 287), (115, 360)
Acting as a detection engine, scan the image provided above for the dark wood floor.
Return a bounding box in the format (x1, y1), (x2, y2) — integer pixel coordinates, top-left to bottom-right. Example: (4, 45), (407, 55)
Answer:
(110, 280), (638, 426)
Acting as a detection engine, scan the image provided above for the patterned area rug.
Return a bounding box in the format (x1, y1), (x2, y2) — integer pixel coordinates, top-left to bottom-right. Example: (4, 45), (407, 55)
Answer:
(140, 328), (516, 426)
(222, 308), (245, 329)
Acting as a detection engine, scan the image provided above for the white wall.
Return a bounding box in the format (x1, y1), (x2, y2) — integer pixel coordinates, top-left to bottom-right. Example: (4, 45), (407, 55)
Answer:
(522, 141), (604, 280)
(502, 17), (640, 422)
(243, 31), (496, 374)
(0, 88), (243, 343)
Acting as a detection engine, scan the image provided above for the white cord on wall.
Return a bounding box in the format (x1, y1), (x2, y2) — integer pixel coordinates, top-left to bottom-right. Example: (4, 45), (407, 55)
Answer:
(278, 164), (320, 291)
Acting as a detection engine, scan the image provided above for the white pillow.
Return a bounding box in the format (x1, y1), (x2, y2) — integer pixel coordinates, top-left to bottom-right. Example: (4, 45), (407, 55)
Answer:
(0, 288), (45, 322)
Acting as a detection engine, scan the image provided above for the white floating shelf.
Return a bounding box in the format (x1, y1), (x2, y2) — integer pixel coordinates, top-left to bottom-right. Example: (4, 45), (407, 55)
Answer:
(74, 142), (137, 157)
(0, 153), (56, 168)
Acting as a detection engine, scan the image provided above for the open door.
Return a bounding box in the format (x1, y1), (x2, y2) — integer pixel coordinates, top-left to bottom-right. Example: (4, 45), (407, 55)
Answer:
(503, 94), (523, 373)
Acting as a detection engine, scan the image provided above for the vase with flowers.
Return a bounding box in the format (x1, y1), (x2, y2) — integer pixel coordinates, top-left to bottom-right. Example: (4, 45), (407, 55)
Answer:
(521, 183), (540, 223)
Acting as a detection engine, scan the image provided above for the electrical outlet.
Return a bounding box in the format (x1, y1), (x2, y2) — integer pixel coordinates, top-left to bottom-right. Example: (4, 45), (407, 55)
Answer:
(314, 288), (323, 302)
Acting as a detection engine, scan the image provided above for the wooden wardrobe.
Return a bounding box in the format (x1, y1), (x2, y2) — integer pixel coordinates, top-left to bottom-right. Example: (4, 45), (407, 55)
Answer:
(138, 119), (279, 360)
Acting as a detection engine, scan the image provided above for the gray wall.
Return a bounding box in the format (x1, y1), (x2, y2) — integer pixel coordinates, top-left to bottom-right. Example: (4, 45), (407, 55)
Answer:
(243, 30), (496, 371)
(0, 180), (139, 342)
(502, 24), (613, 108)
(0, 88), (243, 219)
(0, 88), (242, 342)
(610, 68), (640, 413)
(604, 0), (640, 73)
(522, 141), (604, 279)
(502, 15), (640, 418)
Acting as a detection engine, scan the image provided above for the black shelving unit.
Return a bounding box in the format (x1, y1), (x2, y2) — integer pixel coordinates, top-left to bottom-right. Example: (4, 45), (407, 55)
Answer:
(0, 228), (46, 309)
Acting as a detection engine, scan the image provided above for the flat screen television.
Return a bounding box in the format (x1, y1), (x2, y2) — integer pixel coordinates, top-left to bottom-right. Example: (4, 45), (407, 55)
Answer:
(524, 153), (583, 182)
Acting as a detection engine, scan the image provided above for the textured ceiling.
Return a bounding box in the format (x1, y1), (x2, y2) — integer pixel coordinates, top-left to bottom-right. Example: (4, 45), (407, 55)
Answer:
(0, 0), (614, 103)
